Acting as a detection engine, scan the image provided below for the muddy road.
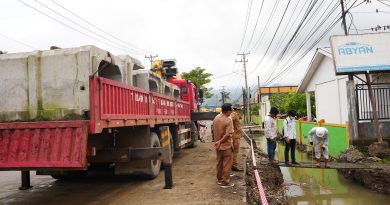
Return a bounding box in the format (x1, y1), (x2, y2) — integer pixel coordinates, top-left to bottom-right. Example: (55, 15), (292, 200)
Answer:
(0, 138), (250, 205)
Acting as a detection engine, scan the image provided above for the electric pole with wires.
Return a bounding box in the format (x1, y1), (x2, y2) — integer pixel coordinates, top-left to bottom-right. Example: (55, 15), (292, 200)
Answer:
(236, 52), (250, 124)
(145, 54), (158, 69)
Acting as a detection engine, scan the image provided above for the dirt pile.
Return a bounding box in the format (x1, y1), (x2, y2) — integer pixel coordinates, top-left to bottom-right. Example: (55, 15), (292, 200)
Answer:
(246, 149), (288, 205)
(368, 141), (390, 158)
(339, 146), (365, 163)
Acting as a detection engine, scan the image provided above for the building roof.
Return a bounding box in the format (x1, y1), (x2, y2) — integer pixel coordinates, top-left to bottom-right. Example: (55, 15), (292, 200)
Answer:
(297, 47), (333, 92)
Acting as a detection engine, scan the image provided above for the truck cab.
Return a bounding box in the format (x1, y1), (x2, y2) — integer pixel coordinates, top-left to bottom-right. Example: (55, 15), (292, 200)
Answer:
(169, 78), (199, 112)
(151, 59), (200, 112)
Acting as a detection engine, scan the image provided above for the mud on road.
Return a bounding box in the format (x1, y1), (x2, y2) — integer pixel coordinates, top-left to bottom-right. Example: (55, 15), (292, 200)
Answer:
(0, 139), (250, 205)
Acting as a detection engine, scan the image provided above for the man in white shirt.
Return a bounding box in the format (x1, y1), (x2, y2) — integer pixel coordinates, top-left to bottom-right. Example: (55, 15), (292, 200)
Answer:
(309, 127), (329, 168)
(263, 107), (279, 163)
(284, 110), (299, 165)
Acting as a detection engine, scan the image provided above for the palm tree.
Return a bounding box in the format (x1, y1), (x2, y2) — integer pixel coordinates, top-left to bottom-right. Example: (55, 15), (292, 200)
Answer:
(219, 90), (230, 104)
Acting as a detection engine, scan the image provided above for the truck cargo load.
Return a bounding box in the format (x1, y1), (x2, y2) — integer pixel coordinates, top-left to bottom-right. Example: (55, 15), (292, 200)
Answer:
(0, 45), (137, 122)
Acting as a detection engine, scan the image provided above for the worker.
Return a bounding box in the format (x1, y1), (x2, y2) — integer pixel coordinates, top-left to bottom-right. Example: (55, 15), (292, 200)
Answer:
(284, 110), (299, 165)
(230, 104), (243, 172)
(264, 107), (279, 163)
(198, 120), (207, 142)
(309, 127), (329, 168)
(213, 103), (234, 188)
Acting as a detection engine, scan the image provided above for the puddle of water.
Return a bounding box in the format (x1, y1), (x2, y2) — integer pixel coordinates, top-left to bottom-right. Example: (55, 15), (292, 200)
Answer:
(253, 134), (390, 205)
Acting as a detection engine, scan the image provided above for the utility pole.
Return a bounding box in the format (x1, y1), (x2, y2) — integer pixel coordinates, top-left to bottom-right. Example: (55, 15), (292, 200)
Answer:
(249, 87), (251, 122)
(145, 54), (158, 69)
(340, 0), (348, 35)
(257, 76), (261, 123)
(236, 52), (250, 124)
(341, 0), (358, 142)
(242, 87), (247, 123)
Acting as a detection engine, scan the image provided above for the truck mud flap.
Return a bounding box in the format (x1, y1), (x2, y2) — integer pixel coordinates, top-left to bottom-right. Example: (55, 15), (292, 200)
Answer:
(0, 121), (89, 170)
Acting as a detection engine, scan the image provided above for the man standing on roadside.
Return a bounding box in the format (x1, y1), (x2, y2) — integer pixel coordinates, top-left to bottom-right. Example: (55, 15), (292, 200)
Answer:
(230, 104), (243, 172)
(284, 110), (299, 165)
(213, 103), (234, 188)
(264, 107), (279, 163)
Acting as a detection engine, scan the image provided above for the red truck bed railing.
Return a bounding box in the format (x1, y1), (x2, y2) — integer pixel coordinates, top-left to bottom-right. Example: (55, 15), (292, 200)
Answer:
(89, 76), (190, 133)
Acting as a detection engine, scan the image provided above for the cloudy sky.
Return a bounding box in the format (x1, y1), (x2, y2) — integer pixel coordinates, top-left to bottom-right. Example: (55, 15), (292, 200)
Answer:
(1, 0), (389, 102)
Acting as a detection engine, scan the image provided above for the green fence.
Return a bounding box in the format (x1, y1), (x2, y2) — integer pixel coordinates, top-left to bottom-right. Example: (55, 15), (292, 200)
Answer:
(251, 115), (261, 125)
(277, 119), (350, 157)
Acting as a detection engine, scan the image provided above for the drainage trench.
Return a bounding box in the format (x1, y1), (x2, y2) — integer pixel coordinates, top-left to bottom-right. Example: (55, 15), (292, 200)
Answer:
(252, 134), (390, 205)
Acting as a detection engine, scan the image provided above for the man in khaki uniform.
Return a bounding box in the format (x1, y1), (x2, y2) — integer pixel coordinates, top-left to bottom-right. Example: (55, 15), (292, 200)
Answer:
(230, 104), (243, 171)
(213, 103), (234, 188)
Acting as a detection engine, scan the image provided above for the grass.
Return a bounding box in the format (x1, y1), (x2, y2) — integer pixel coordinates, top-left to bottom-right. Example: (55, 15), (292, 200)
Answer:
(383, 157), (390, 164)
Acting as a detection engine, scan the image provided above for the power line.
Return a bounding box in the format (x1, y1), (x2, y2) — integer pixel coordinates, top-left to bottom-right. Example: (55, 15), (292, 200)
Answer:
(258, 0), (366, 85)
(243, 0), (265, 52)
(17, 0), (143, 55)
(0, 33), (37, 50)
(378, 0), (390, 7)
(275, 0), (321, 64)
(250, 0), (319, 76)
(256, 0), (311, 81)
(262, 0), (341, 83)
(248, 0), (293, 74)
(265, 16), (343, 85)
(251, 0), (281, 52)
(33, 0), (141, 54)
(277, 0), (338, 63)
(49, 0), (146, 53)
(238, 0), (254, 52)
(263, 1), (346, 85)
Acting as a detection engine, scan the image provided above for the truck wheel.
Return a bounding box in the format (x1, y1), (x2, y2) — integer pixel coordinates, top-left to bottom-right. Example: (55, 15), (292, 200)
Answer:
(187, 122), (198, 148)
(144, 132), (162, 179)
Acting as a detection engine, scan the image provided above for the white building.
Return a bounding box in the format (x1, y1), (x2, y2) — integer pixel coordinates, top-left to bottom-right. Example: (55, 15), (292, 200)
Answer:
(298, 47), (390, 125)
(298, 48), (362, 124)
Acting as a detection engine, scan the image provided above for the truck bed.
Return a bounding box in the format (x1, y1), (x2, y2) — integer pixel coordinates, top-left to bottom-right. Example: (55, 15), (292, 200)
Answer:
(0, 77), (190, 170)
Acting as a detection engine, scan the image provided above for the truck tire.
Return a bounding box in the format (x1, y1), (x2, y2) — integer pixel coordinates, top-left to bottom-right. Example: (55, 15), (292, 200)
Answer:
(187, 122), (198, 148)
(144, 132), (162, 179)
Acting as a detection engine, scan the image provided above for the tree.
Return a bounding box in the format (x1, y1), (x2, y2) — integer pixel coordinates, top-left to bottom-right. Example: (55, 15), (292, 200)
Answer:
(250, 103), (259, 115)
(270, 92), (315, 117)
(219, 90), (230, 103)
(270, 93), (289, 114)
(182, 67), (213, 99)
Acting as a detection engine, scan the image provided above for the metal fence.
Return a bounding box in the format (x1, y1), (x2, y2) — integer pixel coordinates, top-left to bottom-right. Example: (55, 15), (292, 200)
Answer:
(356, 83), (390, 120)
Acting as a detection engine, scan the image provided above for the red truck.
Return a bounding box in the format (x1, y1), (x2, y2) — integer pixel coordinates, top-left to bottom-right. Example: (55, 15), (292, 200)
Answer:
(0, 46), (215, 189)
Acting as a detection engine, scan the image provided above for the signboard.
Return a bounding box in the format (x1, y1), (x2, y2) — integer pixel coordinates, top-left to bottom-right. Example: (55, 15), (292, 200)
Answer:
(330, 33), (390, 75)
